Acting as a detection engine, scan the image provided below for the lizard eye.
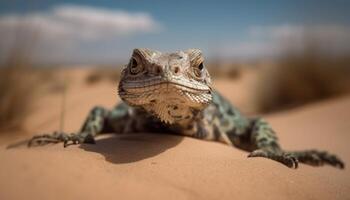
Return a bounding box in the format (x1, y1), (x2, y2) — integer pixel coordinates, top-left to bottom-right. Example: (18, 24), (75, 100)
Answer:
(193, 62), (205, 78)
(198, 62), (204, 70)
(129, 57), (144, 75)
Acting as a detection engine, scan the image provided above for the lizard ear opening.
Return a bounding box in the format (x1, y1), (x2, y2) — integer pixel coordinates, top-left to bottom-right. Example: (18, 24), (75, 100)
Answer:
(186, 49), (204, 67)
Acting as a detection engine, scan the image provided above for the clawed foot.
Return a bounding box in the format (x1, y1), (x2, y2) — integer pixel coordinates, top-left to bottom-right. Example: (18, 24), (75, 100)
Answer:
(292, 150), (345, 169)
(248, 149), (345, 169)
(27, 131), (95, 147)
(248, 149), (299, 169)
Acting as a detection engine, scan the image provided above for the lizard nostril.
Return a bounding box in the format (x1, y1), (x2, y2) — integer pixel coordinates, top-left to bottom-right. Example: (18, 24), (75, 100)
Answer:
(156, 66), (162, 75)
(174, 67), (180, 74)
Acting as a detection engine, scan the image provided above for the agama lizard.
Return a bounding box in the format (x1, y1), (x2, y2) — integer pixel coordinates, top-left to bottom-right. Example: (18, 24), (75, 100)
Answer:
(28, 48), (345, 169)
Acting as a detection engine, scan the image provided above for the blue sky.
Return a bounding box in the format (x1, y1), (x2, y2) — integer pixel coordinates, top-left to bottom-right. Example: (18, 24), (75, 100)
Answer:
(1, 0), (349, 64)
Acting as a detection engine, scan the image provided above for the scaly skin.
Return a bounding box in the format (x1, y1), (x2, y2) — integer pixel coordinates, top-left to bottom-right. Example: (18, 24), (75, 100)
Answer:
(28, 48), (345, 169)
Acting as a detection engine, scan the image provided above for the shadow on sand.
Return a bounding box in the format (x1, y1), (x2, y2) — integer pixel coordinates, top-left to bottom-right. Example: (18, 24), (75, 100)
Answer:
(79, 133), (183, 164)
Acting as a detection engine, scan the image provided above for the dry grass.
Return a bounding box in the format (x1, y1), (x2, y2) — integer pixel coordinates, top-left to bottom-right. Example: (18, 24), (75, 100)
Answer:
(0, 66), (36, 130)
(256, 49), (350, 113)
(206, 63), (242, 80)
(85, 67), (121, 85)
(0, 66), (59, 131)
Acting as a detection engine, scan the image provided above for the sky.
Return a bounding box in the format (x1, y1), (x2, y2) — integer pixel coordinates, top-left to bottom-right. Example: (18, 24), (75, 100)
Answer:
(0, 0), (350, 65)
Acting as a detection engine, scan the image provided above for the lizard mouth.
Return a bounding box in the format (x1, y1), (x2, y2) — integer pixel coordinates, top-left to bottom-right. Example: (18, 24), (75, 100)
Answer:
(119, 77), (211, 94)
(118, 79), (212, 108)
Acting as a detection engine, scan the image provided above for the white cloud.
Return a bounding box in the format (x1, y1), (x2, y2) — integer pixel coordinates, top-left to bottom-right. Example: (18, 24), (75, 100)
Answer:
(218, 24), (350, 60)
(249, 24), (350, 54)
(250, 24), (350, 41)
(0, 5), (162, 64)
(0, 5), (161, 41)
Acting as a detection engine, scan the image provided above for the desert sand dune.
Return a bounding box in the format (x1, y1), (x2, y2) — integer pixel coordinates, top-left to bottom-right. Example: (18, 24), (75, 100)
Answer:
(0, 70), (349, 200)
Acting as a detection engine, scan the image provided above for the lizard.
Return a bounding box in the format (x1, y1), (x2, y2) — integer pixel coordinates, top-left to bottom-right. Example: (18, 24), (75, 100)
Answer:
(28, 48), (345, 169)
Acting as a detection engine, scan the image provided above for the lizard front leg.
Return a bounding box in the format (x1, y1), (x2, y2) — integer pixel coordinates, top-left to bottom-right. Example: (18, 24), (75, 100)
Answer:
(28, 106), (110, 147)
(28, 102), (135, 147)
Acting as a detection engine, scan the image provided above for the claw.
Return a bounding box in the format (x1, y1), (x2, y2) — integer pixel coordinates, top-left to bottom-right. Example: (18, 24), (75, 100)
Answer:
(291, 155), (299, 169)
(282, 154), (298, 169)
(63, 140), (68, 148)
(285, 154), (299, 169)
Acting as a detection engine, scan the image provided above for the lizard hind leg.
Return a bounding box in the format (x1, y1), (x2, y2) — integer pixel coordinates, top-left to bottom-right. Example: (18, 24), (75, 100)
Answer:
(28, 106), (109, 147)
(246, 118), (299, 168)
(246, 118), (344, 169)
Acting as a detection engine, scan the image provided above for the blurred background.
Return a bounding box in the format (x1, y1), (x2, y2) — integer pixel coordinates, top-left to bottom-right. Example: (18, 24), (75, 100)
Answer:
(1, 0), (350, 136)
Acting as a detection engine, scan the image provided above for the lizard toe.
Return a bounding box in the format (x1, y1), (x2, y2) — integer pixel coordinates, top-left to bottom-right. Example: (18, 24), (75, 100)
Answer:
(248, 149), (299, 169)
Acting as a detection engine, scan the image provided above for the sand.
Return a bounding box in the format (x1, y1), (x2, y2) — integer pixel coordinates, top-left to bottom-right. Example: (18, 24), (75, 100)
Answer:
(0, 69), (349, 200)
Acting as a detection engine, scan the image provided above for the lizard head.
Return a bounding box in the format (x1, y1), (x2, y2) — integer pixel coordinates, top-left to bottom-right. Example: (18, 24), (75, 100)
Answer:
(118, 48), (213, 124)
